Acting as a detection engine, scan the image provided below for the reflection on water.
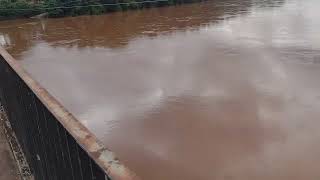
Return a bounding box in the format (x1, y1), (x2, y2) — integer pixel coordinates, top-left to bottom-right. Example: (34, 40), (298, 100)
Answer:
(2, 0), (320, 180)
(1, 0), (284, 55)
(0, 33), (11, 46)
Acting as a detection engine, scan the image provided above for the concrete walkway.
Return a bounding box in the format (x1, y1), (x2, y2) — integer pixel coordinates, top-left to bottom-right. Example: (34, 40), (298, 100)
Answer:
(0, 123), (19, 180)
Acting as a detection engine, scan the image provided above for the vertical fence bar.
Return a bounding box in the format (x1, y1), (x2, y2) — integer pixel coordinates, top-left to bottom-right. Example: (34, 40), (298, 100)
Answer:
(0, 55), (110, 180)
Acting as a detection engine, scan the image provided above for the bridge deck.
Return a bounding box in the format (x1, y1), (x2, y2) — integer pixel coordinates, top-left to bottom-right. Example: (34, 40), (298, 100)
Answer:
(0, 120), (19, 180)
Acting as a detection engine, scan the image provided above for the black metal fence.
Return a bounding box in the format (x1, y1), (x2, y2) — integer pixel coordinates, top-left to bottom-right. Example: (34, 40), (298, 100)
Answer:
(0, 55), (110, 180)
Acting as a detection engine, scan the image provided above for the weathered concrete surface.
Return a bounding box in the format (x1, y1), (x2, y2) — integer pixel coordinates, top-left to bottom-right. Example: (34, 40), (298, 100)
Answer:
(0, 123), (19, 180)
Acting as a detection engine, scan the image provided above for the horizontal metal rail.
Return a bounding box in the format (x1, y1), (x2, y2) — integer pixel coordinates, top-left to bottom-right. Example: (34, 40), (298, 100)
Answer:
(0, 47), (138, 180)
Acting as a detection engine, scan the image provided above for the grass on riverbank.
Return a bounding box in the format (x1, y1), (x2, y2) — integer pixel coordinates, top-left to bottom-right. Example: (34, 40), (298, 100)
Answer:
(0, 0), (202, 19)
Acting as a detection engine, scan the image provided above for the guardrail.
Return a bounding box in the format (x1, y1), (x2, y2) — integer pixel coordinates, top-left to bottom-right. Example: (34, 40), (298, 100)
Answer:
(0, 48), (138, 180)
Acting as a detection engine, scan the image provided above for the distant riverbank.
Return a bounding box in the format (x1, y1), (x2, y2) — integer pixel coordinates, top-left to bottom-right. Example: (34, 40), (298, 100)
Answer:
(0, 0), (204, 19)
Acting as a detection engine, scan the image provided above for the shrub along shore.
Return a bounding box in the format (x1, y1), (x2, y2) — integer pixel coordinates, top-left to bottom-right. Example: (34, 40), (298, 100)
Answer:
(0, 0), (203, 19)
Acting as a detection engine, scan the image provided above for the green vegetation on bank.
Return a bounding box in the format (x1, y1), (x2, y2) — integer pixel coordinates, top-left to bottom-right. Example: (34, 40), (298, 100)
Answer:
(0, 0), (202, 19)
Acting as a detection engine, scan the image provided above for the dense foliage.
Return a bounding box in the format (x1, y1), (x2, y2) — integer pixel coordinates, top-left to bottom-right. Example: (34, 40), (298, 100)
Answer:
(0, 0), (202, 19)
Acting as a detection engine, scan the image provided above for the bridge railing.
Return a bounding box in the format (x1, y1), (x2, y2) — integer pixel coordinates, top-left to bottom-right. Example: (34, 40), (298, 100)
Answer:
(0, 48), (136, 180)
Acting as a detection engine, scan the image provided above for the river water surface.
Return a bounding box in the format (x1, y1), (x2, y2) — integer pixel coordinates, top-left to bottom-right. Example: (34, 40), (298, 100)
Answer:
(2, 0), (320, 179)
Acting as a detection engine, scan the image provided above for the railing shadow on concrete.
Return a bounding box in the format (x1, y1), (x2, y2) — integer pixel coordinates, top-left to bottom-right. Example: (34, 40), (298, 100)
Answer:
(0, 47), (138, 180)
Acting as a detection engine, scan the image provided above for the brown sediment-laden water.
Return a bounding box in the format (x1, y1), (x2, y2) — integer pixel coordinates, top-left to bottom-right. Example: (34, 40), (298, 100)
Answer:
(1, 0), (320, 179)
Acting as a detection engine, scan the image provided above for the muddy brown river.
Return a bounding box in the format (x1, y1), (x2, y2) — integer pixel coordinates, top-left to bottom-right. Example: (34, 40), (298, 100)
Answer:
(2, 0), (320, 179)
